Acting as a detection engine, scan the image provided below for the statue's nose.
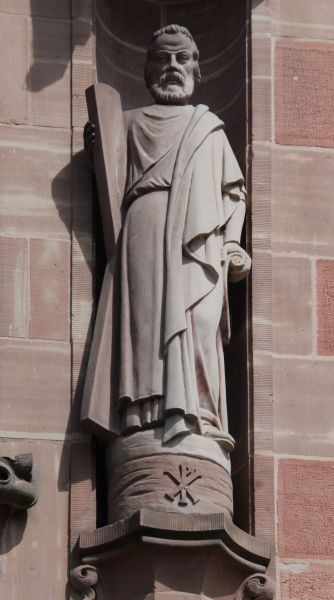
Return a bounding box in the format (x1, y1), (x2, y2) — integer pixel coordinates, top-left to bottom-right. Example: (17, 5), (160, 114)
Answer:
(169, 54), (178, 69)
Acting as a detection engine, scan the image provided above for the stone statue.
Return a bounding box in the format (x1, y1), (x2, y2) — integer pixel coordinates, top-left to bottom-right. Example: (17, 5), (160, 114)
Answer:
(81, 24), (251, 521)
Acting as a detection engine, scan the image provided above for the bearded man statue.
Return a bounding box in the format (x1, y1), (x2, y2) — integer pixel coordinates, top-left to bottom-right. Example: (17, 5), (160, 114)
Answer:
(82, 24), (251, 521)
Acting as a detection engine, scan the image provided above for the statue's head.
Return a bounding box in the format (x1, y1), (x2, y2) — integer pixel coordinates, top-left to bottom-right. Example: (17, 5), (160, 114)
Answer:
(144, 24), (201, 105)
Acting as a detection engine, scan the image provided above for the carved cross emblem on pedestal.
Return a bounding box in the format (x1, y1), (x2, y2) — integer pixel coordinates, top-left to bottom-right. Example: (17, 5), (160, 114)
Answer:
(163, 465), (202, 507)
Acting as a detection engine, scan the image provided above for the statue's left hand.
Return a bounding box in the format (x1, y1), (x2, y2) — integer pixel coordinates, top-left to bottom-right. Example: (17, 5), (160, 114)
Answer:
(83, 121), (96, 166)
(223, 242), (251, 283)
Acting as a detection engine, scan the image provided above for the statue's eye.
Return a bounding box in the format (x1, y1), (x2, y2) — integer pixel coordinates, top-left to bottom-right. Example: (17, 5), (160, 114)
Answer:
(156, 54), (168, 64)
(177, 53), (191, 64)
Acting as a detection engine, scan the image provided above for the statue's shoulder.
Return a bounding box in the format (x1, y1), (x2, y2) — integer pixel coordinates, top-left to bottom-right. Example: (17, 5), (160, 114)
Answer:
(122, 107), (144, 129)
(202, 106), (224, 128)
(193, 104), (225, 133)
(123, 107), (144, 117)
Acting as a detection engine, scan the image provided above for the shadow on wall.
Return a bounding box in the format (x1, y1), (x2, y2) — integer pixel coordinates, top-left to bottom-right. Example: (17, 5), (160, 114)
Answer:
(252, 0), (267, 7)
(24, 2), (96, 511)
(26, 0), (91, 92)
(51, 152), (97, 484)
(0, 506), (27, 555)
(24, 0), (96, 432)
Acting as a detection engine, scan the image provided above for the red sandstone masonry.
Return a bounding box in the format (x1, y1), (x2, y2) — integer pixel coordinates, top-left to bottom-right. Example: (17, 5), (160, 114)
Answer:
(250, 12), (274, 547)
(272, 147), (334, 257)
(0, 237), (29, 338)
(272, 0), (334, 41)
(252, 30), (272, 142)
(0, 124), (71, 239)
(252, 250), (272, 353)
(317, 260), (334, 355)
(72, 19), (94, 62)
(274, 358), (334, 457)
(0, 14), (28, 124)
(273, 255), (312, 356)
(275, 41), (334, 148)
(71, 236), (93, 329)
(251, 5), (334, 599)
(0, 339), (71, 433)
(252, 36), (271, 78)
(72, 60), (94, 128)
(27, 15), (71, 128)
(273, 0), (334, 25)
(252, 78), (272, 143)
(28, 62), (70, 128)
(29, 239), (70, 341)
(253, 454), (275, 543)
(0, 2), (74, 597)
(29, 17), (71, 61)
(278, 459), (334, 559)
(281, 562), (334, 600)
(252, 0), (271, 19)
(251, 144), (271, 251)
(70, 443), (95, 561)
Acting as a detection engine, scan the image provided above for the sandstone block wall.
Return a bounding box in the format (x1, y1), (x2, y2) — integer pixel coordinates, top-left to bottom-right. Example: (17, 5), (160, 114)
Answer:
(0, 1), (95, 597)
(252, 1), (334, 597)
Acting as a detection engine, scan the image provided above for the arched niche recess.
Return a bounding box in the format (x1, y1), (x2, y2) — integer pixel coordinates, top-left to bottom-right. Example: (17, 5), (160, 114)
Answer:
(94, 0), (252, 533)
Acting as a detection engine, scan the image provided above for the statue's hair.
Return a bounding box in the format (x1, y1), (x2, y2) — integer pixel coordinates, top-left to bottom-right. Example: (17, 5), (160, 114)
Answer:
(149, 25), (199, 61)
(145, 24), (201, 87)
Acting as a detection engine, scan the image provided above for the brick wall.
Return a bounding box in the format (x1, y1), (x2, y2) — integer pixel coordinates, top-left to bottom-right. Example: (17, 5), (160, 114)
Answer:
(252, 1), (334, 597)
(0, 1), (95, 597)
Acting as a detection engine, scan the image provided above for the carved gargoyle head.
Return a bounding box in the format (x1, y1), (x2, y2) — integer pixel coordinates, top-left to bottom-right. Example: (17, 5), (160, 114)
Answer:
(144, 24), (201, 105)
(0, 453), (37, 510)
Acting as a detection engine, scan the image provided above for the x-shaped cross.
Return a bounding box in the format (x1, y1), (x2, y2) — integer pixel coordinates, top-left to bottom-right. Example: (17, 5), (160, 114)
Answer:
(163, 465), (202, 507)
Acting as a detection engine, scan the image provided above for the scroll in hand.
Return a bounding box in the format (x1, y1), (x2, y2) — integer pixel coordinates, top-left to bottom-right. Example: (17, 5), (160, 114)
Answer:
(222, 242), (251, 283)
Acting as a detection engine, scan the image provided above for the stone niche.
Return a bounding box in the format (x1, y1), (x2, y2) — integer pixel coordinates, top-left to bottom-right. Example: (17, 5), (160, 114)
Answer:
(72, 3), (275, 599)
(94, 0), (251, 534)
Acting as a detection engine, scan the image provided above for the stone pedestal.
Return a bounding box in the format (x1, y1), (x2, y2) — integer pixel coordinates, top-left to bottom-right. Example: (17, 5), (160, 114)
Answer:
(71, 510), (274, 600)
(106, 429), (234, 522)
(74, 430), (276, 598)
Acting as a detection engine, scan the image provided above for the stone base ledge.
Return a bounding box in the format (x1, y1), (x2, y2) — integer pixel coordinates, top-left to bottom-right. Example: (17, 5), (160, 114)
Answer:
(80, 509), (272, 570)
(74, 511), (275, 600)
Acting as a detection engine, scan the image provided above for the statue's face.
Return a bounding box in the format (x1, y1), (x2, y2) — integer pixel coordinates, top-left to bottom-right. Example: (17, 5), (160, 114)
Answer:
(146, 32), (197, 105)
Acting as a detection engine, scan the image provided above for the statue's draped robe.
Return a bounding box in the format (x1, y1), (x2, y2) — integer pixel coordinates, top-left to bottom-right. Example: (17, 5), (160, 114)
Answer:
(81, 103), (246, 444)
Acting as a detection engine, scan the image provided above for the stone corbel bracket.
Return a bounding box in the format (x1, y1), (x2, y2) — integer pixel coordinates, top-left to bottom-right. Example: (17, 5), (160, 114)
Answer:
(73, 510), (275, 600)
(235, 573), (275, 600)
(70, 565), (99, 600)
(70, 566), (275, 600)
(0, 453), (37, 510)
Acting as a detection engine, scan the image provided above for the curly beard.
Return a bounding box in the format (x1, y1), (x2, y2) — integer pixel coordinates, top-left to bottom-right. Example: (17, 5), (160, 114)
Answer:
(150, 74), (195, 105)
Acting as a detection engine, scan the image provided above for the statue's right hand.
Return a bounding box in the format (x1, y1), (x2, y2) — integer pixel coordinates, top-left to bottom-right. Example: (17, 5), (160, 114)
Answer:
(83, 121), (96, 163)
